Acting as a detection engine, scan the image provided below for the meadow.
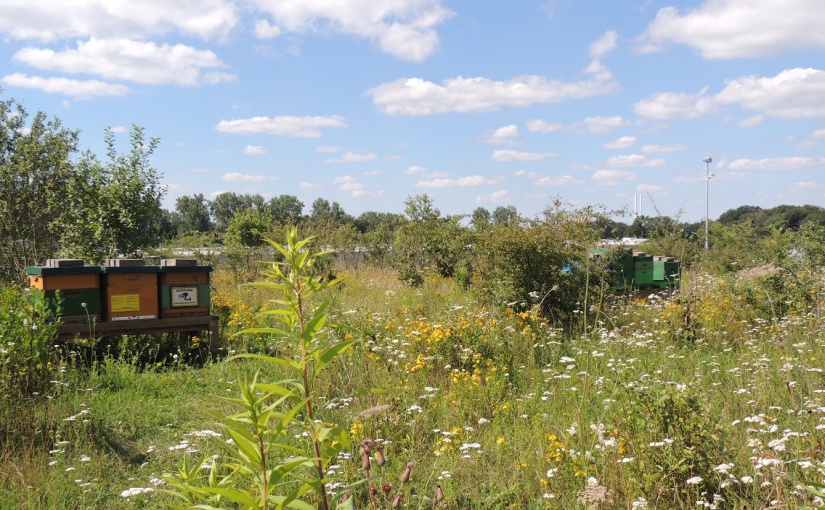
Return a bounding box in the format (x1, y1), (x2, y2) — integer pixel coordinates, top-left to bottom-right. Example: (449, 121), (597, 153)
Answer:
(2, 243), (825, 509)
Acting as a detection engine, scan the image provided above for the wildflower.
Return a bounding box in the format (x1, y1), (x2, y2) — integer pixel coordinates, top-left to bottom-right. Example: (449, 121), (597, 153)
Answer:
(120, 487), (154, 498)
(686, 476), (703, 485)
(497, 437), (506, 446)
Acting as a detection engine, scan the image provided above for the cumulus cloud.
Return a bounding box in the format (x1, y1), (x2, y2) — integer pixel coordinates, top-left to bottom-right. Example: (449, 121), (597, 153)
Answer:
(526, 119), (563, 133)
(368, 67), (619, 115)
(483, 124), (520, 144)
(716, 68), (825, 119)
(299, 182), (322, 190)
(332, 174), (383, 197)
(0, 0), (237, 42)
(638, 0), (825, 59)
(475, 190), (510, 203)
(607, 154), (666, 168)
(796, 128), (825, 148)
(221, 172), (278, 182)
(642, 144), (686, 153)
(637, 184), (666, 193)
(416, 175), (504, 188)
(244, 145), (266, 155)
(254, 19), (281, 39)
(589, 30), (619, 58)
(726, 157), (825, 171)
(1, 73), (130, 98)
(403, 166), (427, 175)
(593, 170), (638, 185)
(634, 88), (716, 120)
(216, 115), (347, 137)
(534, 175), (583, 186)
(492, 150), (558, 162)
(326, 152), (379, 164)
(13, 38), (234, 86)
(570, 116), (628, 135)
(635, 68), (825, 121)
(604, 136), (637, 149)
(247, 0), (454, 61)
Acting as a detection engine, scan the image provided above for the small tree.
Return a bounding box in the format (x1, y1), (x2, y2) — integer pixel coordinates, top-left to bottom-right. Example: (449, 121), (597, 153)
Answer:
(164, 229), (356, 510)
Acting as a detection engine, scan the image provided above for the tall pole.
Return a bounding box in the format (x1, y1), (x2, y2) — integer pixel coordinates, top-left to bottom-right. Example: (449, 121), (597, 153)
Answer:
(703, 157), (714, 250)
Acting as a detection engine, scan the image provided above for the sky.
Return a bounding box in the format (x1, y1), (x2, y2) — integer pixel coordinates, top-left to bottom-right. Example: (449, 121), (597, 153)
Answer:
(1, 0), (824, 223)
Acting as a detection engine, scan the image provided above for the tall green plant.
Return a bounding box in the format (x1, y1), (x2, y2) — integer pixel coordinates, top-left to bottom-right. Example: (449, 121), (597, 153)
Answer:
(164, 229), (357, 510)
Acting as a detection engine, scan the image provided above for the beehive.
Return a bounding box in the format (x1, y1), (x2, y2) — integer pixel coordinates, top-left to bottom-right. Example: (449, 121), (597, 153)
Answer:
(158, 259), (212, 318)
(25, 262), (102, 321)
(101, 261), (160, 321)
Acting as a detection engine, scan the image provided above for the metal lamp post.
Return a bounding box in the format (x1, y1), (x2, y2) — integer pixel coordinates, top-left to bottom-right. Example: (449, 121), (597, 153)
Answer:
(702, 157), (714, 250)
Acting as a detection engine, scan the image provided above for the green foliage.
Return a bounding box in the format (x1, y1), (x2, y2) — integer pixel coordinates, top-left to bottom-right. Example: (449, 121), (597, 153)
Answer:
(0, 96), (79, 282)
(164, 229), (357, 510)
(171, 193), (213, 235)
(59, 126), (166, 262)
(0, 286), (60, 398)
(471, 203), (606, 324)
(225, 208), (274, 248)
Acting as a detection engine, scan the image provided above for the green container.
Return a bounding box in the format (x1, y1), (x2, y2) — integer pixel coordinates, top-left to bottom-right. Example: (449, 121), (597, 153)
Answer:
(634, 268), (654, 285)
(25, 265), (102, 318)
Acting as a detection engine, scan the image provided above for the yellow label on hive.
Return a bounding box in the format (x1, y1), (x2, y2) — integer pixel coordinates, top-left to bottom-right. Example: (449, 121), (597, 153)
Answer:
(111, 294), (140, 312)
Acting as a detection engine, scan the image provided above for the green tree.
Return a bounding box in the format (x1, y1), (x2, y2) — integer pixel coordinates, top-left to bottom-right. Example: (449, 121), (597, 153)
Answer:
(470, 207), (492, 231)
(60, 126), (166, 262)
(267, 194), (304, 226)
(225, 207), (273, 247)
(0, 96), (79, 281)
(492, 205), (519, 226)
(173, 193), (213, 235)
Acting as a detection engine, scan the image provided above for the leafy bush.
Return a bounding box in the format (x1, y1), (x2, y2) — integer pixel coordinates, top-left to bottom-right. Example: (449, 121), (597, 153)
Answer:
(0, 286), (60, 398)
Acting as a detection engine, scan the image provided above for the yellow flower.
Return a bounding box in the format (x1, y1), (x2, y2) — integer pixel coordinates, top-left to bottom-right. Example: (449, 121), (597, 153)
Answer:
(497, 437), (506, 445)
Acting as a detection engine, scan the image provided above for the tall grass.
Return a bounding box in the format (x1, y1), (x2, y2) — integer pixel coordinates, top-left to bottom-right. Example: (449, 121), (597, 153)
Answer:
(2, 263), (825, 508)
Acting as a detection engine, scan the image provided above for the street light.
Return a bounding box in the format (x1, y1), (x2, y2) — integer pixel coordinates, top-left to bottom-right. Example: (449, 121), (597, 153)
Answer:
(702, 157), (715, 250)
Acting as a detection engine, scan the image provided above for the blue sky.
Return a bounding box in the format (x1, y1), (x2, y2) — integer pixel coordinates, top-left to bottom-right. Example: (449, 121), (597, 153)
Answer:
(2, 0), (824, 223)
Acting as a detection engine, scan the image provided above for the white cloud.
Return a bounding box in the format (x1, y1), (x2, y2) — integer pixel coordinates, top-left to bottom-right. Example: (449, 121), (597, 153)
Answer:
(13, 38), (234, 86)
(638, 0), (825, 59)
(526, 119), (563, 133)
(634, 88), (716, 120)
(247, 0), (454, 61)
(589, 30), (619, 58)
(607, 154), (666, 168)
(569, 116), (628, 135)
(716, 68), (825, 119)
(221, 172), (278, 182)
(739, 115), (764, 127)
(368, 68), (619, 115)
(254, 19), (282, 39)
(332, 174), (383, 197)
(726, 157), (825, 171)
(484, 124), (520, 144)
(789, 181), (823, 192)
(216, 115), (347, 137)
(109, 125), (129, 134)
(1, 73), (130, 98)
(534, 175), (583, 186)
(604, 136), (637, 149)
(492, 150), (558, 162)
(475, 190), (510, 203)
(403, 165), (427, 175)
(637, 184), (665, 193)
(796, 128), (825, 148)
(326, 152), (379, 164)
(593, 170), (638, 184)
(299, 182), (322, 190)
(0, 0), (237, 42)
(641, 144), (686, 153)
(416, 175), (504, 188)
(245, 145), (266, 155)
